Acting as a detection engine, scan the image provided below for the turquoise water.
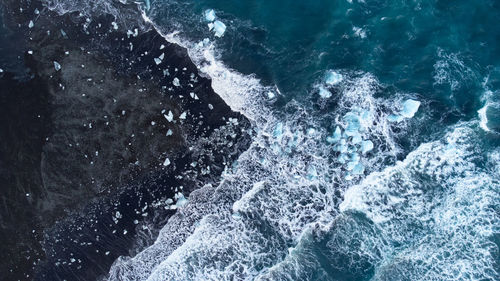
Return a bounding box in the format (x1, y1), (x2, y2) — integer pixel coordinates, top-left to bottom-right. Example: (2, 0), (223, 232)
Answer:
(45, 0), (499, 280)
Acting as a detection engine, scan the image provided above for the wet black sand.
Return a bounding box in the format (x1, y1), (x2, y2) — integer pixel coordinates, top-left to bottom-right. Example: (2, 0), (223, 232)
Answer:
(0, 1), (251, 280)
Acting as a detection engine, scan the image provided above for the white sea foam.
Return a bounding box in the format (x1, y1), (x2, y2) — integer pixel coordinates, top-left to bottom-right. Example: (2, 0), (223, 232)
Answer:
(42, 2), (498, 280)
(107, 41), (407, 279)
(339, 123), (499, 281)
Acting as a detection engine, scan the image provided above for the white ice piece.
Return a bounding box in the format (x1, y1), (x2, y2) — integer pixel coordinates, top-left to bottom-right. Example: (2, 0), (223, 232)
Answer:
(360, 140), (374, 154)
(28, 20), (34, 28)
(400, 99), (421, 118)
(154, 53), (164, 65)
(204, 9), (216, 22)
(164, 110), (174, 122)
(179, 112), (187, 119)
(53, 61), (61, 71)
(318, 86), (332, 98)
(172, 77), (180, 87)
(213, 20), (226, 37)
(163, 157), (171, 166)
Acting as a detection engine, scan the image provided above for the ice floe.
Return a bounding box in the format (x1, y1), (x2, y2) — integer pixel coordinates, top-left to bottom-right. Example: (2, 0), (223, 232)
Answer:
(163, 110), (174, 122)
(154, 53), (164, 65)
(213, 21), (226, 37)
(204, 9), (216, 22)
(54, 61), (61, 71)
(387, 99), (421, 122)
(318, 86), (332, 98)
(203, 9), (227, 37)
(172, 77), (180, 87)
(163, 157), (171, 166)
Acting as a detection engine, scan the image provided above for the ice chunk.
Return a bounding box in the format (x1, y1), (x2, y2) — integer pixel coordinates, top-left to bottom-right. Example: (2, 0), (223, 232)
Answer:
(154, 53), (164, 65)
(344, 112), (361, 136)
(352, 163), (365, 175)
(387, 114), (404, 123)
(360, 140), (374, 154)
(164, 110), (174, 122)
(204, 9), (216, 22)
(208, 23), (214, 31)
(350, 153), (360, 163)
(111, 22), (118, 30)
(318, 86), (332, 98)
(335, 141), (348, 153)
(166, 129), (173, 136)
(175, 193), (188, 207)
(273, 122), (283, 140)
(401, 99), (421, 118)
(346, 161), (357, 171)
(0, 69), (3, 73)
(53, 61), (61, 71)
(351, 133), (362, 144)
(172, 77), (180, 87)
(267, 91), (276, 99)
(338, 153), (349, 164)
(325, 70), (343, 85)
(28, 20), (34, 29)
(327, 126), (342, 143)
(213, 20), (226, 37)
(179, 112), (187, 119)
(163, 157), (171, 166)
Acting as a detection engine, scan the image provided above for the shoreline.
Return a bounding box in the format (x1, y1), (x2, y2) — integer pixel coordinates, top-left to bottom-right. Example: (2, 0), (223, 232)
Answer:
(0, 1), (251, 280)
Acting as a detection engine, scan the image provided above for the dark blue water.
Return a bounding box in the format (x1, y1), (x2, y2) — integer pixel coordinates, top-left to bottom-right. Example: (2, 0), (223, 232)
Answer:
(43, 0), (499, 280)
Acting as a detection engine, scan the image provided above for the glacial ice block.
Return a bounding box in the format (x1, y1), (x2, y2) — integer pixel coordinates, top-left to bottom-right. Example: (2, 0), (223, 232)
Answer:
(54, 61), (61, 71)
(387, 114), (404, 123)
(204, 9), (216, 22)
(273, 122), (283, 140)
(387, 99), (420, 123)
(401, 99), (421, 118)
(318, 86), (332, 98)
(327, 126), (342, 143)
(338, 153), (349, 164)
(325, 70), (343, 85)
(344, 112), (361, 136)
(164, 110), (174, 122)
(351, 133), (362, 144)
(175, 193), (188, 207)
(163, 157), (171, 166)
(213, 20), (226, 37)
(346, 161), (357, 171)
(172, 77), (180, 87)
(352, 163), (365, 175)
(360, 140), (374, 154)
(154, 53), (164, 65)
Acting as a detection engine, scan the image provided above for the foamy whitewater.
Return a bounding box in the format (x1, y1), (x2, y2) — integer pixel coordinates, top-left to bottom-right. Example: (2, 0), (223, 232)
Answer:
(42, 0), (500, 280)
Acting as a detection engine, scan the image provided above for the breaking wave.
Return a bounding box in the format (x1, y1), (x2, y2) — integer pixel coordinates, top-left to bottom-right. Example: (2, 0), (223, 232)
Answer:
(40, 1), (500, 280)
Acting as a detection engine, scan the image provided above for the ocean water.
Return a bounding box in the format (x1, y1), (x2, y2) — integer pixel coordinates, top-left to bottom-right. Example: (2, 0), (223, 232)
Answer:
(42, 0), (499, 280)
